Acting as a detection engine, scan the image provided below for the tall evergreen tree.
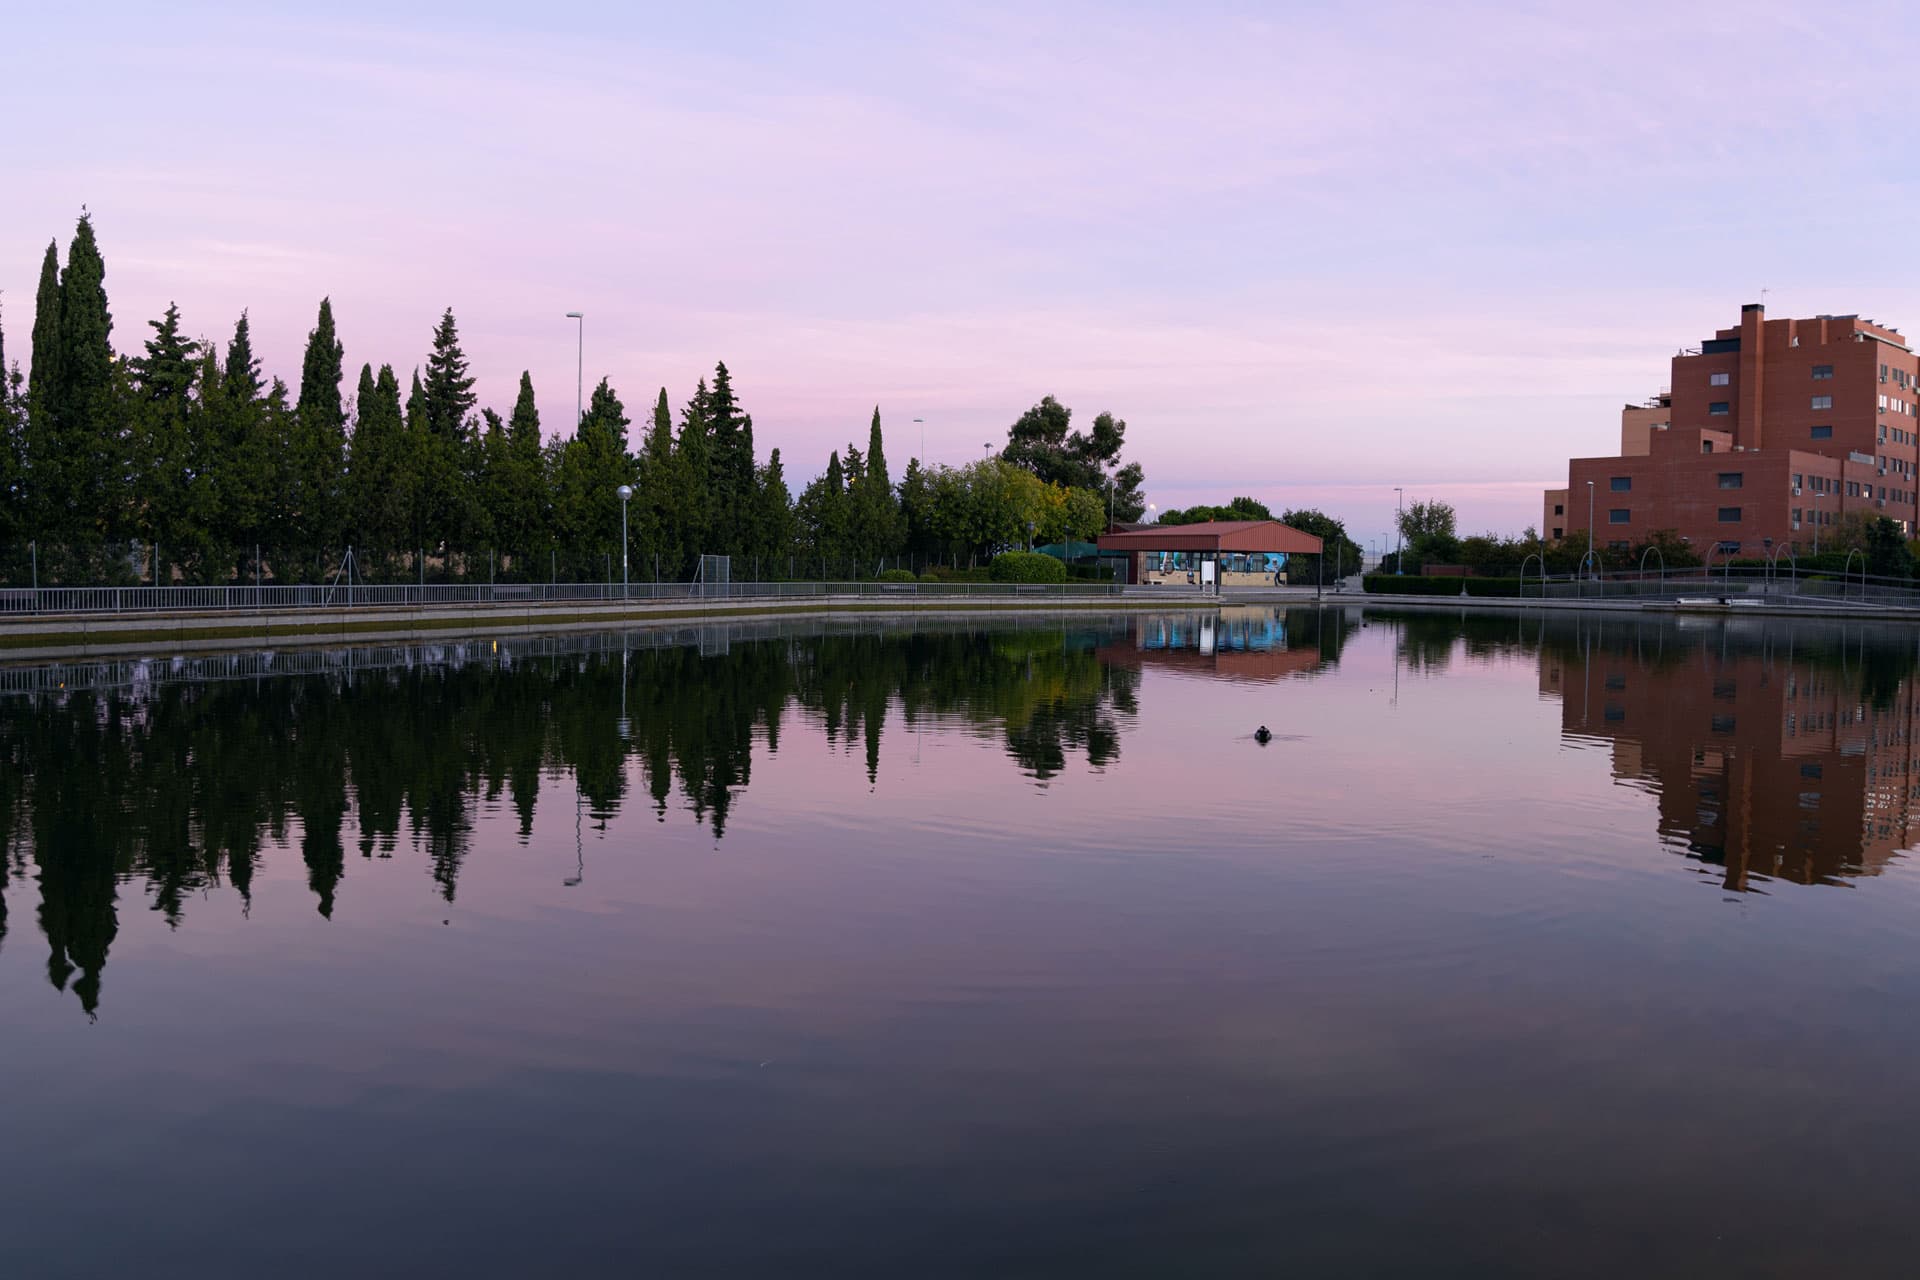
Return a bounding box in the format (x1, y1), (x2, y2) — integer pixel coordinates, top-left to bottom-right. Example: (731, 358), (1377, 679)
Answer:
(753, 449), (795, 577)
(128, 303), (201, 577)
(224, 311), (262, 403)
(293, 298), (347, 563)
(422, 308), (476, 441)
(346, 363), (411, 559)
(676, 380), (712, 563)
(553, 378), (634, 575)
(25, 241), (60, 439)
(796, 449), (850, 575)
(705, 361), (746, 556)
(492, 371), (547, 565)
(849, 406), (902, 570)
(0, 303), (18, 544)
(631, 387), (675, 578)
(52, 215), (120, 539)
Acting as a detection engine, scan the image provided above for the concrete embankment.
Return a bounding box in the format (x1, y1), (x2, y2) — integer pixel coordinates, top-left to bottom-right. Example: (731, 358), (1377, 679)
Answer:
(0, 593), (1224, 661)
(6, 586), (1915, 662)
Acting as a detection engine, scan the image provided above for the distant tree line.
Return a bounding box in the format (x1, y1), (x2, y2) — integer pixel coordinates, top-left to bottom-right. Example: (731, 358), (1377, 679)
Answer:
(0, 215), (1147, 585)
(1381, 498), (1918, 579)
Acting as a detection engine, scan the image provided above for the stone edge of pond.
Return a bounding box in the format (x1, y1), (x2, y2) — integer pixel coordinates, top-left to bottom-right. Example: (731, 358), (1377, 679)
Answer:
(0, 597), (1230, 661)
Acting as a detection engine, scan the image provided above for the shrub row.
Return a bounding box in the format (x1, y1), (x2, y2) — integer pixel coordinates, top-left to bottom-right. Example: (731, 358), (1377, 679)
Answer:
(990, 551), (1068, 583)
(1362, 574), (1467, 595)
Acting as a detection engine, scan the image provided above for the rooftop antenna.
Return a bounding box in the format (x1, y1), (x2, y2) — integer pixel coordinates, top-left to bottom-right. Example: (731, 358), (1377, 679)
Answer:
(1759, 287), (1770, 310)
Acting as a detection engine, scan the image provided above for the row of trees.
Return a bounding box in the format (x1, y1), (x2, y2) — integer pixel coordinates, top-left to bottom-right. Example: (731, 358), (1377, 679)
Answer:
(1384, 498), (1919, 579)
(0, 215), (1147, 584)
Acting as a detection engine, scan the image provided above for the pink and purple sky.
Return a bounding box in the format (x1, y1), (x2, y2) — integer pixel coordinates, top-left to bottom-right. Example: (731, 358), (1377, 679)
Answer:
(6, 0), (1916, 543)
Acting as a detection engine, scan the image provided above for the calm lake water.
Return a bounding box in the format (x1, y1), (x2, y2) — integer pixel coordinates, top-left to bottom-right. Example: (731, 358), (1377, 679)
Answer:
(5, 607), (1920, 1277)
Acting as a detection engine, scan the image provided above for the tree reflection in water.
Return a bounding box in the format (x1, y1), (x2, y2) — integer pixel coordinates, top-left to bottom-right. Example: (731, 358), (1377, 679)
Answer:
(1, 615), (1218, 1013)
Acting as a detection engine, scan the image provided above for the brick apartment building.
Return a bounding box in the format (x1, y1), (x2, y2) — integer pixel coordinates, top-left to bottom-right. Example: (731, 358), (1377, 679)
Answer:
(1545, 305), (1920, 558)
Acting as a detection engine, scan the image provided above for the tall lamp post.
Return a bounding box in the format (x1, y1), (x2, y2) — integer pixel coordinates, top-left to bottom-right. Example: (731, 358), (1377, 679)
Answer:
(913, 417), (925, 464)
(617, 484), (633, 598)
(565, 311), (584, 427)
(1394, 487), (1405, 575)
(1587, 479), (1596, 579)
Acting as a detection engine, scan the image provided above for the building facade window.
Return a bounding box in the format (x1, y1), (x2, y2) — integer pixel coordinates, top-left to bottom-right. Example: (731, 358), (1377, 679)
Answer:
(1716, 472), (1743, 489)
(1608, 509), (1630, 524)
(1609, 476), (1630, 492)
(1792, 509), (1802, 528)
(1717, 507), (1742, 522)
(1812, 425), (1833, 439)
(1710, 372), (1731, 387)
(1717, 541), (1740, 554)
(1709, 401), (1731, 415)
(1812, 364), (1834, 379)
(1812, 395), (1833, 410)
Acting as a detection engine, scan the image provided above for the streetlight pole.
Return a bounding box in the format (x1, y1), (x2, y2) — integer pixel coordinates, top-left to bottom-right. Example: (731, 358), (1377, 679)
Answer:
(565, 311), (584, 427)
(913, 417), (925, 465)
(1586, 480), (1596, 579)
(1394, 487), (1404, 575)
(617, 484), (632, 598)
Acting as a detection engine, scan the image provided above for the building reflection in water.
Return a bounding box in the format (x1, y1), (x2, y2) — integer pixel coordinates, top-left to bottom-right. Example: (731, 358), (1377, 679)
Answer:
(1098, 606), (1358, 683)
(1538, 614), (1920, 891)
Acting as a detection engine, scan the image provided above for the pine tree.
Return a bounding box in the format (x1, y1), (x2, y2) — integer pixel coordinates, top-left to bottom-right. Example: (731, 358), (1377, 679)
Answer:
(706, 361), (744, 556)
(553, 378), (633, 575)
(422, 308), (476, 441)
(293, 298), (347, 565)
(128, 303), (201, 578)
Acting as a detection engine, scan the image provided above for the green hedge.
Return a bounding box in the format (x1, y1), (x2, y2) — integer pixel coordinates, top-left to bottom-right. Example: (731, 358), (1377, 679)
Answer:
(876, 568), (918, 583)
(920, 566), (991, 583)
(990, 551), (1068, 583)
(1363, 574), (1467, 595)
(1463, 577), (1527, 597)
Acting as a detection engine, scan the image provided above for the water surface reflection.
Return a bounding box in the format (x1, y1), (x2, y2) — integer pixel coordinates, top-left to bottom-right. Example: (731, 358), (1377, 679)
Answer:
(6, 607), (1920, 1275)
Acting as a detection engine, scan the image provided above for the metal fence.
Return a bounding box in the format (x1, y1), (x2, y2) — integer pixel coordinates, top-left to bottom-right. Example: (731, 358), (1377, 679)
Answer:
(1367, 565), (1920, 612)
(0, 579), (1129, 617)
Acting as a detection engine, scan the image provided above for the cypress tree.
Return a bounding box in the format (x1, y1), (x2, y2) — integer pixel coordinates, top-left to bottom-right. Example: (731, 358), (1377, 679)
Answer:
(755, 448), (795, 575)
(0, 304), (17, 543)
(25, 241), (60, 435)
(677, 380), (712, 563)
(347, 363), (410, 560)
(294, 298), (347, 562)
(497, 371), (546, 563)
(224, 311), (262, 403)
(45, 215), (118, 540)
(638, 387), (679, 578)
